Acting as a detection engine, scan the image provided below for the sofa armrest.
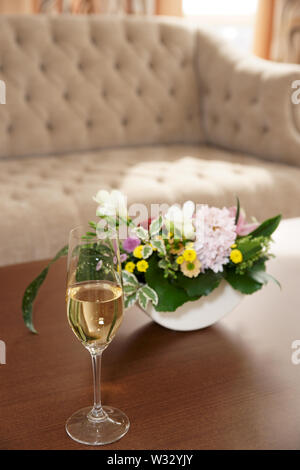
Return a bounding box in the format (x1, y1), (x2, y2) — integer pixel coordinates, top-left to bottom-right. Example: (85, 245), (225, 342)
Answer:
(196, 29), (300, 167)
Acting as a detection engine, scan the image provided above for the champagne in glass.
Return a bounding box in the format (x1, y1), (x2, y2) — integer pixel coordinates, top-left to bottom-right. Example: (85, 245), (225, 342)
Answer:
(65, 226), (130, 446)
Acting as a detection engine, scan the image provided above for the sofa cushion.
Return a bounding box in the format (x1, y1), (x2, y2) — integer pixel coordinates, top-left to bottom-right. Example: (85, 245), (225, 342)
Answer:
(0, 15), (203, 159)
(1, 144), (300, 266)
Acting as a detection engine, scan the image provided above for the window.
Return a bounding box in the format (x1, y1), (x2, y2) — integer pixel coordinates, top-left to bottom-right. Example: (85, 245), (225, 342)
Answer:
(183, 0), (259, 53)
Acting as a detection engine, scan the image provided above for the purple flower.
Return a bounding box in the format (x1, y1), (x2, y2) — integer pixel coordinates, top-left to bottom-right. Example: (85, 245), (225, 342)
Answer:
(96, 260), (103, 271)
(113, 254), (128, 265)
(123, 237), (141, 253)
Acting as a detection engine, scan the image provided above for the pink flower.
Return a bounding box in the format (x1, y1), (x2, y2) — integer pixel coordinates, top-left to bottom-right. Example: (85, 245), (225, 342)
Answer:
(123, 237), (140, 253)
(194, 205), (237, 273)
(229, 207), (259, 236)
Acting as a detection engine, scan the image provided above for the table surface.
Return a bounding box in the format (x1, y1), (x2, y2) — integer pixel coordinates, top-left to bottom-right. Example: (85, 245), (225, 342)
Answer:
(0, 219), (300, 450)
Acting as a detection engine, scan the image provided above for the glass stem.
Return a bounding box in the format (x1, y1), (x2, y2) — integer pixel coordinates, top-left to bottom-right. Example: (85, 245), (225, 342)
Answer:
(90, 352), (106, 421)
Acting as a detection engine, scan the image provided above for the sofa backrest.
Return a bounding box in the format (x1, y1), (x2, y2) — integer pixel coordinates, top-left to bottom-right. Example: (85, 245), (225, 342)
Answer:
(0, 15), (204, 159)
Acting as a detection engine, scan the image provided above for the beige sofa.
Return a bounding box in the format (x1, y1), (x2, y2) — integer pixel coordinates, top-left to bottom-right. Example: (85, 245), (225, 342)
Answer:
(0, 14), (300, 267)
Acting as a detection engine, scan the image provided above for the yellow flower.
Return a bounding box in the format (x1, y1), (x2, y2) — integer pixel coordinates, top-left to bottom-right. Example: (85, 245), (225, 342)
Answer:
(133, 245), (143, 259)
(230, 249), (243, 264)
(183, 249), (197, 262)
(180, 259), (201, 278)
(125, 262), (135, 273)
(136, 260), (149, 273)
(231, 243), (237, 249)
(176, 255), (184, 265)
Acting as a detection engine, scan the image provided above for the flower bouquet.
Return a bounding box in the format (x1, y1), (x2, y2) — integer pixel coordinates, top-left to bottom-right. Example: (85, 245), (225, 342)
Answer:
(22, 190), (281, 333)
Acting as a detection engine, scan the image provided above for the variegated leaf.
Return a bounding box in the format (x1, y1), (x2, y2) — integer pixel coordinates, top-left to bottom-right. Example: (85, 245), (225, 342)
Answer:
(122, 270), (139, 287)
(151, 239), (166, 255)
(142, 245), (153, 259)
(132, 226), (149, 242)
(139, 285), (158, 306)
(124, 292), (137, 309)
(149, 215), (163, 238)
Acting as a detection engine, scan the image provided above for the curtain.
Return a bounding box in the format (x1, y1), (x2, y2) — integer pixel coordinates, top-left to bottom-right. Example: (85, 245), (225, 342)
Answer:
(253, 0), (275, 59)
(0, 0), (182, 15)
(34, 0), (157, 14)
(0, 0), (33, 13)
(270, 0), (300, 63)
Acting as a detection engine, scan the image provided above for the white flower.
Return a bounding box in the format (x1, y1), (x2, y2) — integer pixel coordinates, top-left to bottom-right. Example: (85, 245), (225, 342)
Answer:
(194, 205), (236, 273)
(94, 190), (127, 218)
(165, 201), (195, 239)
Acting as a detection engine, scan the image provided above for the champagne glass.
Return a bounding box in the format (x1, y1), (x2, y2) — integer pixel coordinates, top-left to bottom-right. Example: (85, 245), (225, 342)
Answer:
(65, 225), (130, 445)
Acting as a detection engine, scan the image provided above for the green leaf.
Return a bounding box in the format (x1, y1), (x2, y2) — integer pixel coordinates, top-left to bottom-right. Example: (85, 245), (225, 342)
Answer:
(139, 285), (158, 307)
(122, 270), (139, 287)
(250, 270), (281, 289)
(238, 238), (263, 261)
(88, 221), (97, 230)
(138, 289), (148, 310)
(142, 245), (153, 259)
(151, 239), (166, 256)
(176, 270), (222, 298)
(145, 256), (190, 312)
(124, 292), (137, 309)
(235, 197), (240, 225)
(224, 268), (263, 295)
(150, 216), (163, 238)
(22, 245), (68, 333)
(123, 284), (138, 295)
(248, 261), (281, 289)
(248, 215), (281, 238)
(132, 226), (149, 242)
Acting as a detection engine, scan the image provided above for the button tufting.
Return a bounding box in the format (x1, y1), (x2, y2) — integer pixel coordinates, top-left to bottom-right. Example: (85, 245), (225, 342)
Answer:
(156, 115), (163, 124)
(136, 87), (142, 96)
(78, 62), (84, 70)
(181, 58), (188, 68)
(187, 113), (194, 121)
(233, 121), (240, 132)
(63, 186), (72, 195)
(262, 124), (269, 134)
(40, 63), (46, 72)
(121, 117), (129, 127)
(46, 122), (53, 131)
(15, 35), (22, 45)
(169, 87), (176, 97)
(101, 89), (107, 98)
(25, 93), (31, 102)
(225, 91), (231, 101)
(115, 61), (121, 70)
(63, 91), (70, 101)
(86, 119), (93, 128)
(7, 124), (14, 134)
(251, 97), (258, 105)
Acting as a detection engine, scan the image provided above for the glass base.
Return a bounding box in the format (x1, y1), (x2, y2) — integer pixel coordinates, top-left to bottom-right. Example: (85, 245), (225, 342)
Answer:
(66, 406), (130, 446)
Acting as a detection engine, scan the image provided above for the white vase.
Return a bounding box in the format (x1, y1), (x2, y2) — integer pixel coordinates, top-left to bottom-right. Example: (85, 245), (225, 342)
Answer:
(144, 281), (244, 332)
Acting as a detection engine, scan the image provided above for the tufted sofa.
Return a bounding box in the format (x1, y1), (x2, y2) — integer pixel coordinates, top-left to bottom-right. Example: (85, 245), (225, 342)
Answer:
(1, 14), (300, 266)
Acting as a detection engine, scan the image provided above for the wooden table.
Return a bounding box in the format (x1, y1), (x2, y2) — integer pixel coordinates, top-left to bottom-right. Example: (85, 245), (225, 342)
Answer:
(0, 219), (300, 450)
